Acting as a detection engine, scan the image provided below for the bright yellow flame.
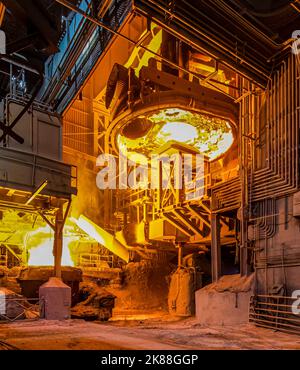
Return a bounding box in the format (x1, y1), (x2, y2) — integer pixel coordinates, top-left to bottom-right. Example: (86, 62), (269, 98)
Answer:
(158, 122), (198, 142)
(203, 131), (234, 159)
(118, 109), (234, 160)
(25, 225), (75, 266)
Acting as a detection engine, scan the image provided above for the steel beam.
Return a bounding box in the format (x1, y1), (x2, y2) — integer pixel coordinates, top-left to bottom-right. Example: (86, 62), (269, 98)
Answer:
(172, 209), (204, 237)
(163, 213), (193, 237)
(211, 213), (221, 282)
(53, 206), (64, 278)
(186, 205), (211, 228)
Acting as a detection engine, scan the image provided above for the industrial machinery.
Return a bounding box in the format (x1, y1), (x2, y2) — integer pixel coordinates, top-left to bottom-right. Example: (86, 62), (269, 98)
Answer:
(0, 0), (299, 335)
(55, 0), (300, 332)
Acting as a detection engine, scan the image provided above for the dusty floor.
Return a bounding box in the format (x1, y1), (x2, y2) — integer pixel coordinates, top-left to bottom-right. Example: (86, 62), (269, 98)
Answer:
(0, 316), (300, 350)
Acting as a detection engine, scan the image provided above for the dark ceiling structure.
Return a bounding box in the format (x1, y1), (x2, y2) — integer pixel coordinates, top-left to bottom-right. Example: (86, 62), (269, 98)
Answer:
(0, 0), (299, 99)
(135, 0), (300, 85)
(0, 0), (79, 97)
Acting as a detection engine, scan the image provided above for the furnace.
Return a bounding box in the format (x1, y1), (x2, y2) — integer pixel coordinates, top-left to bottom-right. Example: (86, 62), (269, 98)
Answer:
(0, 0), (299, 348)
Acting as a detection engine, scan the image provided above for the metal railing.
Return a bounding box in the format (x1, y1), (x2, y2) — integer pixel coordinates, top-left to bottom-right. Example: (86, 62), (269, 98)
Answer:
(0, 297), (40, 323)
(0, 146), (77, 198)
(249, 294), (300, 336)
(78, 253), (114, 271)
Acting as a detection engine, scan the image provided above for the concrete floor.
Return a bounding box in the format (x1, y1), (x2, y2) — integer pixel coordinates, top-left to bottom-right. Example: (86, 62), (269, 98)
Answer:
(0, 317), (300, 350)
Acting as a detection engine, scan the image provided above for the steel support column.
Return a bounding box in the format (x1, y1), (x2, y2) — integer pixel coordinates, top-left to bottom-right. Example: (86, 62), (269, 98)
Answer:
(211, 213), (221, 282)
(53, 205), (64, 278)
(52, 200), (71, 278)
(177, 242), (183, 268)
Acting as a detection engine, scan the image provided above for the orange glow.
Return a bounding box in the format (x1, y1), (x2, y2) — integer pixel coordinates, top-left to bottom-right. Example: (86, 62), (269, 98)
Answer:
(118, 108), (234, 160)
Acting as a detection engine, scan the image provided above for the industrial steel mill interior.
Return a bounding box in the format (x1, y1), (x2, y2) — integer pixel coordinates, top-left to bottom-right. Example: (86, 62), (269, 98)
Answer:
(0, 0), (299, 351)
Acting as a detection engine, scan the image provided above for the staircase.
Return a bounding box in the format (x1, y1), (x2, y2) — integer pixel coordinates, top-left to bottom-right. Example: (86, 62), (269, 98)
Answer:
(162, 199), (211, 240)
(0, 251), (7, 267)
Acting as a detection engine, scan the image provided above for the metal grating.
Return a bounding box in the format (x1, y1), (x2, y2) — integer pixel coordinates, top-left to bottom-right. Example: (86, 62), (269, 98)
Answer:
(249, 294), (300, 336)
